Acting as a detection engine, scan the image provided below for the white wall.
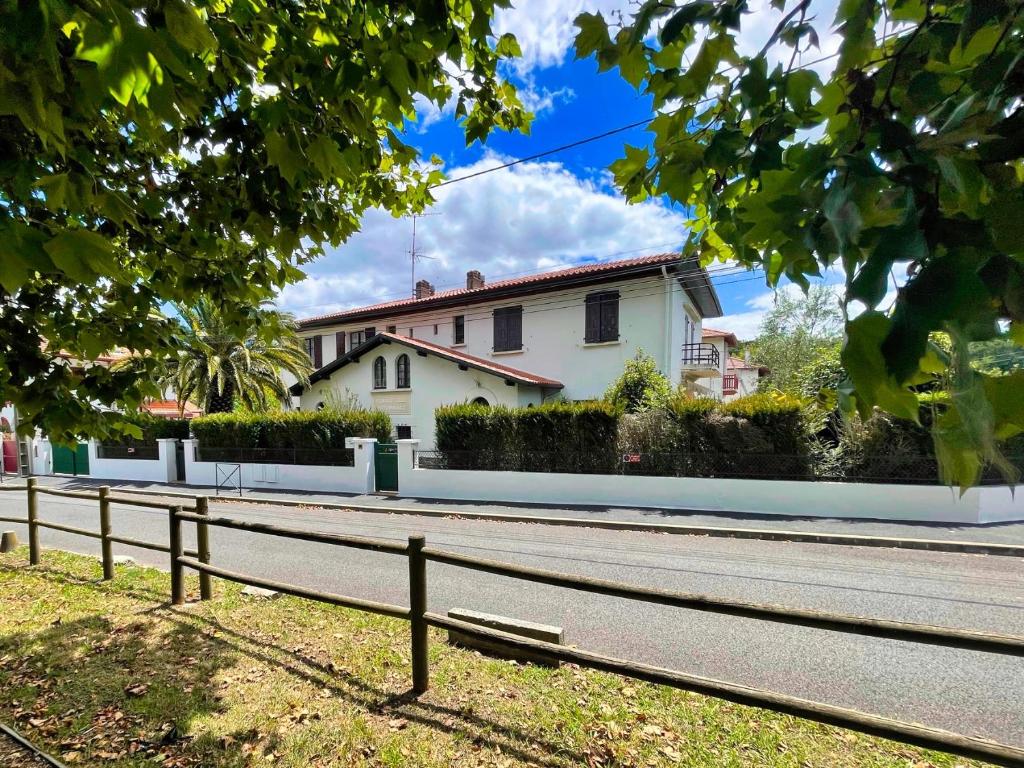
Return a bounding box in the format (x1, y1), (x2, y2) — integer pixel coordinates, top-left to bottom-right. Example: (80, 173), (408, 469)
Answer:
(300, 274), (697, 402)
(87, 439), (178, 483)
(395, 442), (1023, 523)
(181, 438), (377, 494)
(299, 346), (543, 449)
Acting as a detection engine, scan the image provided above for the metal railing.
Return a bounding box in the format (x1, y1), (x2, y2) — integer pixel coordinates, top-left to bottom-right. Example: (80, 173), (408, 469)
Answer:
(97, 443), (159, 460)
(722, 374), (739, 393)
(195, 446), (355, 467)
(681, 342), (721, 369)
(4, 480), (1024, 766)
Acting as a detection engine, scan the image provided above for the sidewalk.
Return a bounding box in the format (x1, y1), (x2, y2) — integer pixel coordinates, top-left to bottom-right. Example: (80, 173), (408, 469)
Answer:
(27, 474), (1024, 545)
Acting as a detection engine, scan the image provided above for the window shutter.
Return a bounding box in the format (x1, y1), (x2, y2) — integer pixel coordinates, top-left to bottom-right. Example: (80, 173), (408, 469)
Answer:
(585, 295), (600, 343)
(454, 315), (465, 344)
(601, 292), (619, 342)
(335, 331), (346, 357)
(493, 310), (506, 351)
(313, 335), (323, 368)
(509, 306), (522, 350)
(365, 326), (376, 339)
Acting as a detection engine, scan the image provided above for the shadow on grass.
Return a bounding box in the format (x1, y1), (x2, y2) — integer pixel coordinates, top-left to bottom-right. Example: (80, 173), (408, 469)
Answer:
(1, 560), (588, 767)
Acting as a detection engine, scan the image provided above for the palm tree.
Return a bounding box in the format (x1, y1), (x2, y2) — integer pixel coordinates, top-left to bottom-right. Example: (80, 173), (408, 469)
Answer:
(163, 299), (312, 414)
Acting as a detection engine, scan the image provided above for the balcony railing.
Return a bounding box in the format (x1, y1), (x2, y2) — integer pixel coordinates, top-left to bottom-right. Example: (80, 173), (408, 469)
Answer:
(681, 343), (720, 369)
(723, 374), (739, 393)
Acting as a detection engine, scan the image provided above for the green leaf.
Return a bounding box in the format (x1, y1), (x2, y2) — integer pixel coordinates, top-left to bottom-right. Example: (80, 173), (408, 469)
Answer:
(660, 2), (714, 46)
(842, 311), (921, 421)
(265, 131), (303, 186)
(164, 0), (217, 52)
(574, 12), (611, 59)
(495, 33), (521, 58)
(43, 230), (113, 282)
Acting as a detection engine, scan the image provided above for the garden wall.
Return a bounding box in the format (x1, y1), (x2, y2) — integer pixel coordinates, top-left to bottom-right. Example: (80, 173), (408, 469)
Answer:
(87, 439), (178, 483)
(181, 438), (377, 494)
(395, 441), (1023, 524)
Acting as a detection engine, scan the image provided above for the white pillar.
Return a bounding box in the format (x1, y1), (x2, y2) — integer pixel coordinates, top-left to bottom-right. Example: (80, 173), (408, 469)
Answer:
(181, 438), (202, 486)
(86, 438), (100, 468)
(156, 438), (178, 483)
(396, 439), (420, 495)
(350, 438), (377, 494)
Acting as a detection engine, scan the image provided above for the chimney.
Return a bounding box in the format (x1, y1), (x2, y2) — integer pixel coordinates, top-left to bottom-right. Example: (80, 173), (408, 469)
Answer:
(466, 270), (485, 290)
(415, 279), (435, 299)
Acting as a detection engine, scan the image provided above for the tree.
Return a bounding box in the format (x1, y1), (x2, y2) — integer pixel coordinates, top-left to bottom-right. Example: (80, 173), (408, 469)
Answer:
(0, 1), (527, 443)
(604, 350), (672, 413)
(575, 0), (1024, 485)
(154, 300), (311, 414)
(746, 285), (843, 394)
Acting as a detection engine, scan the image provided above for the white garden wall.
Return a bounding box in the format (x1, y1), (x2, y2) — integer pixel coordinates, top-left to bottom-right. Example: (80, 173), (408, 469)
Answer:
(87, 439), (178, 483)
(181, 438), (377, 494)
(395, 441), (1023, 524)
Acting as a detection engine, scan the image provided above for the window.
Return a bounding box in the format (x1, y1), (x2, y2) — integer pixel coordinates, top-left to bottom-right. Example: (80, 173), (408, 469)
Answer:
(350, 330), (365, 347)
(387, 325), (396, 334)
(372, 356), (386, 389)
(335, 331), (346, 357)
(303, 336), (322, 368)
(453, 315), (465, 345)
(365, 326), (376, 339)
(471, 396), (490, 407)
(433, 324), (438, 335)
(493, 306), (522, 352)
(396, 354), (410, 389)
(396, 425), (412, 440)
(585, 291), (619, 343)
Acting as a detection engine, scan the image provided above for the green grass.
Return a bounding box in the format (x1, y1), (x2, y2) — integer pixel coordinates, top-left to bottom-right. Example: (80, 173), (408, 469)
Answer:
(0, 548), (984, 767)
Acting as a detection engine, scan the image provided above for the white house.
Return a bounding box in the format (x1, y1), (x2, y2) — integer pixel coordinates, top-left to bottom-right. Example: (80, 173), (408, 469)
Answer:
(695, 328), (768, 401)
(290, 253), (725, 447)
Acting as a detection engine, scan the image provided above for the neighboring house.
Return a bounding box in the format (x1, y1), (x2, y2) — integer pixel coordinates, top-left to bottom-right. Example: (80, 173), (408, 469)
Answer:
(141, 399), (203, 419)
(290, 253), (724, 448)
(695, 328), (768, 400)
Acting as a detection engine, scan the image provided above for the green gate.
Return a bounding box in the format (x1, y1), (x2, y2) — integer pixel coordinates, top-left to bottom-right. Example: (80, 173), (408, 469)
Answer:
(374, 443), (398, 493)
(52, 442), (90, 476)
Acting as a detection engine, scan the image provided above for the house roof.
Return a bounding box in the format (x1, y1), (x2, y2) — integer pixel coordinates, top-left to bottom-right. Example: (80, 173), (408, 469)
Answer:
(141, 400), (203, 418)
(291, 332), (564, 395)
(727, 355), (770, 375)
(298, 253), (723, 329)
(702, 327), (739, 347)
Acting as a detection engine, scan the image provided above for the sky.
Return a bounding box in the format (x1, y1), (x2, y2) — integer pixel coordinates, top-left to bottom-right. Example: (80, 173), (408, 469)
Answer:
(276, 0), (861, 341)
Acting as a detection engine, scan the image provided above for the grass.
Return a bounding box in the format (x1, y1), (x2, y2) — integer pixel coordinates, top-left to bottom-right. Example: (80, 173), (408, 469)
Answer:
(0, 548), (983, 768)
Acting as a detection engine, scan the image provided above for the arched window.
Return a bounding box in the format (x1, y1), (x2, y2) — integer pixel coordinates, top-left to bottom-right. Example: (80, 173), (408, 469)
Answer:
(372, 356), (386, 389)
(396, 354), (411, 389)
(471, 396), (489, 407)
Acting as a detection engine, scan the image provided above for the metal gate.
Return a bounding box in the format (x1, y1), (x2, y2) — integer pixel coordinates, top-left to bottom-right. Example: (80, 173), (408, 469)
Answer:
(52, 442), (89, 475)
(374, 443), (398, 493)
(174, 441), (186, 482)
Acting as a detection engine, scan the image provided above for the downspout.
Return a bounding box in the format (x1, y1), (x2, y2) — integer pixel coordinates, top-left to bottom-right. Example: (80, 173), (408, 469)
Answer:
(661, 266), (673, 378)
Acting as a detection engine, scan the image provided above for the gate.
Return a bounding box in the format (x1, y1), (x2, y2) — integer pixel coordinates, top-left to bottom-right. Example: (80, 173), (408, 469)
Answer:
(52, 442), (90, 476)
(374, 443), (398, 493)
(174, 441), (186, 482)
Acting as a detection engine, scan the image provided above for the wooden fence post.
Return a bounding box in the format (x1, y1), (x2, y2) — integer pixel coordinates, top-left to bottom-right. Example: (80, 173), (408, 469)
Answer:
(26, 478), (39, 565)
(408, 534), (429, 694)
(196, 496), (212, 600)
(99, 486), (113, 581)
(169, 505), (184, 605)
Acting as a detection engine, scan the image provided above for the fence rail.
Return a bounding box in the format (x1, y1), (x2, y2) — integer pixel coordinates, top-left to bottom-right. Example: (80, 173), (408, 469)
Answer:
(96, 443), (159, 460)
(4, 480), (1024, 766)
(195, 446), (355, 467)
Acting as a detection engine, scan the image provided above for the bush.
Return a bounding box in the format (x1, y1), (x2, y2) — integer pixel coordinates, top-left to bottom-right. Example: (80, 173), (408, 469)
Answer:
(435, 401), (620, 472)
(604, 351), (672, 413)
(106, 414), (190, 445)
(191, 409), (391, 452)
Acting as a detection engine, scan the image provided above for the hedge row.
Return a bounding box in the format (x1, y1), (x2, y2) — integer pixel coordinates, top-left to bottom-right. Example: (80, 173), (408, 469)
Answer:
(191, 410), (392, 450)
(105, 414), (190, 446)
(435, 401), (620, 473)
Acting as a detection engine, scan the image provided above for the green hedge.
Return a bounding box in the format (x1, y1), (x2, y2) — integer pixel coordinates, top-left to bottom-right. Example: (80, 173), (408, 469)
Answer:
(191, 410), (391, 451)
(105, 414), (190, 445)
(435, 401), (620, 472)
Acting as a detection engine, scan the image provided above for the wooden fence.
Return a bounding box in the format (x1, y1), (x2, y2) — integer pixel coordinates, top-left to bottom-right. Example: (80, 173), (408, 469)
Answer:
(2, 478), (1024, 767)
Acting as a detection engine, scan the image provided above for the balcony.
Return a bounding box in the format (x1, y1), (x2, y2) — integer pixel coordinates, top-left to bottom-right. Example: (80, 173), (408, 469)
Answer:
(681, 343), (721, 379)
(723, 374), (739, 395)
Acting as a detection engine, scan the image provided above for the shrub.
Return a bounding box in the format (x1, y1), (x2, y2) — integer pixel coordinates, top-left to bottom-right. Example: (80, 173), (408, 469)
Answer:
(604, 351), (672, 413)
(191, 409), (391, 452)
(106, 414), (190, 445)
(435, 401), (620, 472)
(720, 393), (807, 455)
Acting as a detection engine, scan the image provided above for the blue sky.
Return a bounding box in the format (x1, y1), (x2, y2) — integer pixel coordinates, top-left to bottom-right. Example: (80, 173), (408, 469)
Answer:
(277, 0), (858, 340)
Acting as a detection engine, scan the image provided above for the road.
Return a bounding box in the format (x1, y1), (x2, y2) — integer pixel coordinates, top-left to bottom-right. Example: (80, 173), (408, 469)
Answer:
(2, 487), (1023, 748)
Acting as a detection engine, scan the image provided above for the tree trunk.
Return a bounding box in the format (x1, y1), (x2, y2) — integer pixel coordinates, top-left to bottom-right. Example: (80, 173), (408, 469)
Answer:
(206, 380), (235, 414)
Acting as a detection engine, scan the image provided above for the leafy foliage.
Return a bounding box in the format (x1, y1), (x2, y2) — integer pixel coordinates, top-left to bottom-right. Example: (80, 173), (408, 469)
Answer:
(190, 408), (391, 451)
(603, 350), (673, 413)
(574, 0), (1024, 486)
(146, 299), (311, 414)
(0, 0), (528, 443)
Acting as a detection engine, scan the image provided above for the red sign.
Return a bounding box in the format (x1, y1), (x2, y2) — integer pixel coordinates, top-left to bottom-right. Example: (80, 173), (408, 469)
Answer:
(622, 453), (642, 463)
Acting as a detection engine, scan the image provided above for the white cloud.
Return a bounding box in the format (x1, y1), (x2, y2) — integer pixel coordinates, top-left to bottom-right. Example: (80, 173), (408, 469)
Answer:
(277, 152), (688, 318)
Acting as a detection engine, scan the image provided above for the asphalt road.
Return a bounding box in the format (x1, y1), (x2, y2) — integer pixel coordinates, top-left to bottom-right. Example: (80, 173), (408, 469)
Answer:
(3, 489), (1023, 749)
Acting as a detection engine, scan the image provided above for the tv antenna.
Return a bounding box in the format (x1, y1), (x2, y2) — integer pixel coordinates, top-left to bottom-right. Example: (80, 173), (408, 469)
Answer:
(407, 212), (441, 297)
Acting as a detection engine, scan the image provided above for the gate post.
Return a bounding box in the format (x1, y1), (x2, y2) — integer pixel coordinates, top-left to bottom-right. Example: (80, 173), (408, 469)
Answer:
(408, 534), (429, 694)
(26, 477), (39, 565)
(195, 496), (212, 600)
(99, 485), (113, 581)
(169, 505), (184, 605)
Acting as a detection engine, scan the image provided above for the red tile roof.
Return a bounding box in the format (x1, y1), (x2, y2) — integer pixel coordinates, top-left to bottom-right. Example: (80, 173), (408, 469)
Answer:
(378, 333), (563, 388)
(702, 327), (738, 343)
(727, 355), (769, 374)
(299, 253), (685, 327)
(142, 399), (203, 418)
